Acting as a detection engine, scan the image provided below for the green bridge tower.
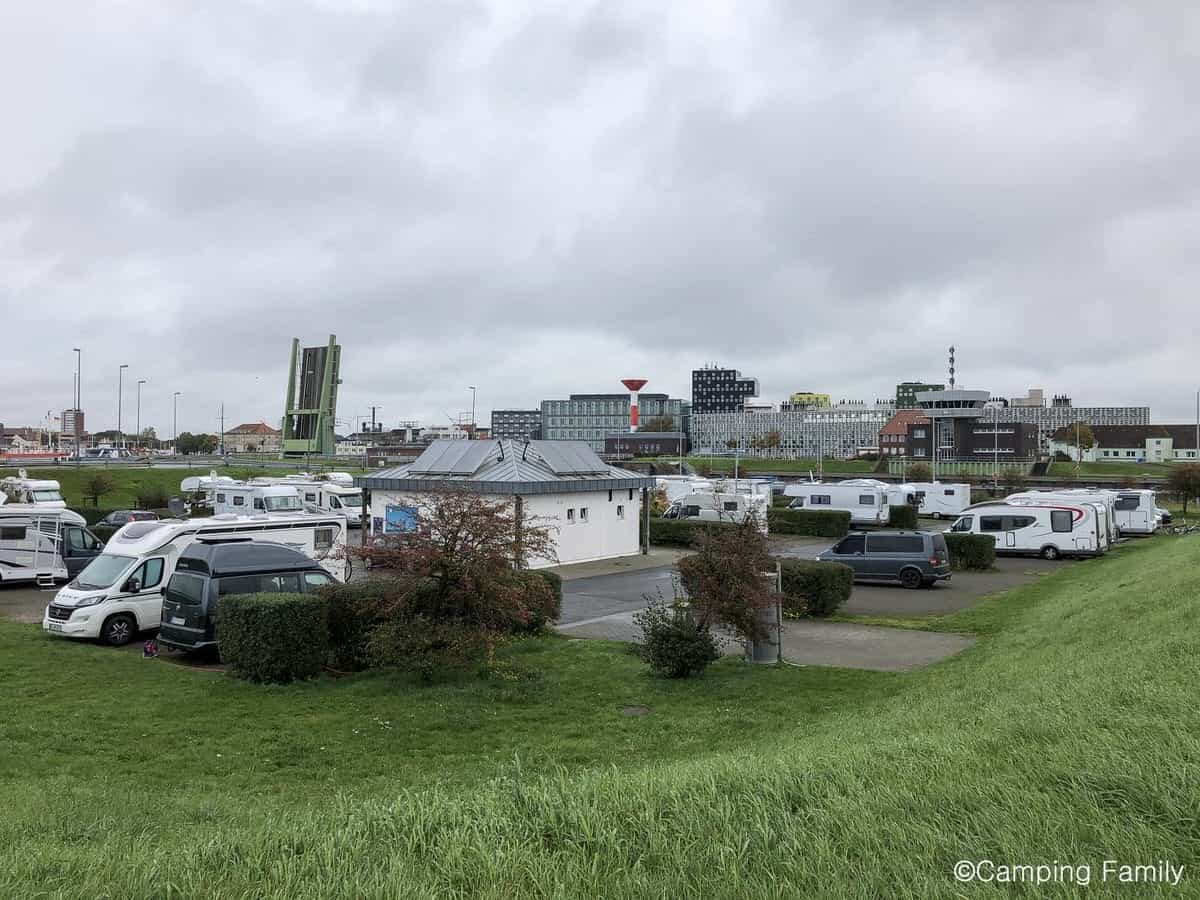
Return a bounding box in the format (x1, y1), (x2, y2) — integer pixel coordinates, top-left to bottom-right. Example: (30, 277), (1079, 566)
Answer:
(281, 334), (342, 457)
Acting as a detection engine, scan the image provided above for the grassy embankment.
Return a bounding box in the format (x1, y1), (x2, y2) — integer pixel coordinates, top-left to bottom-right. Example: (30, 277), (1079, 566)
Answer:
(644, 456), (880, 475)
(0, 535), (1197, 896)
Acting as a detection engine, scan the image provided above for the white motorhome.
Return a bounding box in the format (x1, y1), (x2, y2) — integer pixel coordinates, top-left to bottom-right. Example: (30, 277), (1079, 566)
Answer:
(1006, 490), (1118, 548)
(180, 471), (240, 505)
(662, 491), (768, 532)
(212, 483), (304, 516)
(43, 511), (349, 645)
(654, 475), (715, 504)
(0, 470), (66, 509)
(251, 474), (364, 526)
(948, 500), (1105, 560)
(0, 506), (101, 585)
(784, 482), (889, 526)
(1112, 489), (1158, 535)
(905, 483), (972, 519)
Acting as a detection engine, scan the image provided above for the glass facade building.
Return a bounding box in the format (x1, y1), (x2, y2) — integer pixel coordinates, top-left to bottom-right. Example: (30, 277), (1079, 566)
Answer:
(541, 394), (688, 452)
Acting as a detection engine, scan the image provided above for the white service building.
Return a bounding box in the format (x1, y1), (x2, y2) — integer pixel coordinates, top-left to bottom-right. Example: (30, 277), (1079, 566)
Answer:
(357, 440), (654, 568)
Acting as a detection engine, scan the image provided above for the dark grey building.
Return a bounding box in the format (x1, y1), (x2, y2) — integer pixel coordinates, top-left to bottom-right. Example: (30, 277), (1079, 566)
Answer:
(691, 366), (759, 413)
(895, 381), (945, 409)
(490, 409), (541, 441)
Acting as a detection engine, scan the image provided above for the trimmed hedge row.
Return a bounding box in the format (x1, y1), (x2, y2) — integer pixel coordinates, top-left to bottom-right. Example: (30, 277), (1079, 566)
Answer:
(766, 508), (851, 539)
(944, 533), (996, 571)
(647, 517), (733, 547)
(887, 504), (919, 529)
(217, 592), (329, 683)
(777, 558), (854, 618)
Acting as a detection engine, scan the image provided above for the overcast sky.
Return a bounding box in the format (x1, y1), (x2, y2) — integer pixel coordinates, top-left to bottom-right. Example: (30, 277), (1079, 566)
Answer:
(3, 1), (1198, 437)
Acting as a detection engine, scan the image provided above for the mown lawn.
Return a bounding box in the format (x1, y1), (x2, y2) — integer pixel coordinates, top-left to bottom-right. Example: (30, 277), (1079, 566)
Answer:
(1046, 460), (1175, 477)
(1, 536), (1198, 897)
(646, 456), (880, 474)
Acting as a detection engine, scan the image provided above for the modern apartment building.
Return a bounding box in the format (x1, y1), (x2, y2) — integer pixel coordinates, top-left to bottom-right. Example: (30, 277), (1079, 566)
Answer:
(690, 403), (895, 459)
(490, 409), (542, 441)
(541, 394), (687, 452)
(692, 366), (759, 413)
(895, 381), (945, 409)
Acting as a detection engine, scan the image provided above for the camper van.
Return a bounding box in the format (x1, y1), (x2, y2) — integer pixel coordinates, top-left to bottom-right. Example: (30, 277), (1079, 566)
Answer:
(1112, 489), (1158, 535)
(0, 471), (66, 509)
(0, 506), (103, 585)
(662, 492), (768, 532)
(1006, 490), (1118, 548)
(251, 474), (364, 526)
(43, 511), (348, 645)
(947, 500), (1105, 560)
(654, 475), (715, 504)
(904, 483), (972, 519)
(212, 483), (304, 516)
(784, 482), (889, 526)
(180, 471), (240, 506)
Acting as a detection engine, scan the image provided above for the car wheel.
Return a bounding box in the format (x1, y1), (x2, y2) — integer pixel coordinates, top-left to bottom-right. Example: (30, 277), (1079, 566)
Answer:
(931, 512), (941, 520)
(899, 568), (922, 590)
(1040, 546), (1060, 561)
(101, 614), (137, 647)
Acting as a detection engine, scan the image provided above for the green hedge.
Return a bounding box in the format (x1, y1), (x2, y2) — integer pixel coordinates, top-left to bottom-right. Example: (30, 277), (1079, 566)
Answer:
(647, 517), (733, 547)
(771, 495), (794, 508)
(887, 504), (919, 529)
(320, 580), (400, 672)
(944, 533), (996, 571)
(529, 570), (563, 630)
(217, 592), (329, 683)
(777, 559), (854, 617)
(766, 508), (851, 539)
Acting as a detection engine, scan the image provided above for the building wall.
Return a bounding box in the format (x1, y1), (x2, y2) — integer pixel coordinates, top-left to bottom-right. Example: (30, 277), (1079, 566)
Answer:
(367, 487), (643, 568)
(992, 405), (1151, 446)
(895, 382), (945, 409)
(224, 431), (281, 453)
(692, 368), (759, 413)
(491, 410), (542, 440)
(690, 406), (893, 459)
(541, 394), (686, 451)
(907, 420), (1038, 460)
(603, 433), (689, 458)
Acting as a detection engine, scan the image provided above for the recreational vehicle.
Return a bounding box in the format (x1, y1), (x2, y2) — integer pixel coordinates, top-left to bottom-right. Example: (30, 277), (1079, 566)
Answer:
(0, 506), (102, 585)
(662, 492), (768, 532)
(180, 471), (240, 505)
(0, 471), (66, 509)
(654, 476), (715, 504)
(251, 474), (364, 526)
(905, 483), (972, 519)
(212, 483), (304, 515)
(43, 511), (349, 645)
(947, 500), (1105, 560)
(784, 482), (889, 526)
(1006, 490), (1118, 547)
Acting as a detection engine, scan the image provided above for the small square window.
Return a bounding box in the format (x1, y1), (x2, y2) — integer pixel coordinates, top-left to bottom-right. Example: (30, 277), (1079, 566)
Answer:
(580, 508), (589, 522)
(617, 505), (625, 519)
(566, 509), (575, 523)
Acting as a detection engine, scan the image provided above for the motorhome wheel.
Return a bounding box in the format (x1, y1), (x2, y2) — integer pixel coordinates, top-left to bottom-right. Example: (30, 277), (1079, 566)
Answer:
(1040, 546), (1060, 561)
(101, 614), (137, 646)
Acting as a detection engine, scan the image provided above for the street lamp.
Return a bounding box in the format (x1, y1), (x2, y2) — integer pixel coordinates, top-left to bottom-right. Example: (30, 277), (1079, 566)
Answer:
(117, 364), (129, 450)
(468, 386), (477, 438)
(72, 347), (82, 459)
(173, 392), (182, 454)
(136, 379), (147, 450)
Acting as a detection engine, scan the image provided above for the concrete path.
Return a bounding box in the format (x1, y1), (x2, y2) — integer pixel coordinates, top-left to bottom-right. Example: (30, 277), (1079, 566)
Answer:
(547, 548), (690, 582)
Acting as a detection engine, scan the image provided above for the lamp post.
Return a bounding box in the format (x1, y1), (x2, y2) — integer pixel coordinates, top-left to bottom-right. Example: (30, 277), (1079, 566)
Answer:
(173, 392), (181, 454)
(136, 379), (146, 451)
(468, 386), (477, 438)
(117, 364), (129, 449)
(73, 347), (81, 460)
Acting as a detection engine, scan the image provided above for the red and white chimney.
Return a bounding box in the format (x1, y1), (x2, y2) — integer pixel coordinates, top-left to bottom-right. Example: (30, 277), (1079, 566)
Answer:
(621, 379), (648, 432)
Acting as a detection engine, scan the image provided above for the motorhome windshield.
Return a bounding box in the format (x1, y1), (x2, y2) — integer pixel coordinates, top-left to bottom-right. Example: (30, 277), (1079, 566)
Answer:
(75, 554), (135, 590)
(31, 490), (64, 503)
(340, 495), (362, 507)
(263, 495), (302, 511)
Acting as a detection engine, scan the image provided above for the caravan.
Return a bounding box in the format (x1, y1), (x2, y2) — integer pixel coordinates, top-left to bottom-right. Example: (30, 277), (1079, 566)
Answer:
(839, 478), (971, 519)
(43, 511), (348, 645)
(0, 506), (103, 585)
(784, 482), (889, 526)
(251, 473), (364, 526)
(662, 492), (768, 531)
(1006, 490), (1118, 548)
(0, 471), (66, 509)
(948, 500), (1105, 559)
(1112, 489), (1158, 535)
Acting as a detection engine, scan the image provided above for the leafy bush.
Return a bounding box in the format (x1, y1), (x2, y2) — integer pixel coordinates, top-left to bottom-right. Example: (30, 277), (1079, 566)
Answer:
(888, 504), (919, 529)
(523, 570), (562, 632)
(368, 615), (490, 680)
(217, 592), (329, 684)
(135, 486), (170, 510)
(771, 494), (793, 508)
(83, 472), (116, 507)
(766, 508), (851, 538)
(633, 598), (721, 678)
(647, 517), (733, 547)
(906, 462), (932, 482)
(320, 579), (401, 671)
(944, 533), (996, 571)
(778, 559), (853, 618)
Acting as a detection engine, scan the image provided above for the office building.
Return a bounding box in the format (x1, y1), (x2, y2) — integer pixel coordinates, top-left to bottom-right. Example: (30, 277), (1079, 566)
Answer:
(603, 432), (689, 460)
(895, 381), (945, 409)
(692, 366), (759, 413)
(690, 403), (895, 459)
(541, 394), (687, 452)
(61, 409), (85, 444)
(490, 409), (542, 441)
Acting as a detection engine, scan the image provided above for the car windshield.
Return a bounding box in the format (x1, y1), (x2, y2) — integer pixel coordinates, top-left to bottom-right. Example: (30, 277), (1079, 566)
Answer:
(264, 495), (302, 511)
(32, 490), (63, 502)
(74, 554), (135, 590)
(340, 495), (362, 507)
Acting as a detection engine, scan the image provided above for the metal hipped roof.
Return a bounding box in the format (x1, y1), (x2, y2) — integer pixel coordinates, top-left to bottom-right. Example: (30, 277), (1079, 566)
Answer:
(357, 439), (655, 496)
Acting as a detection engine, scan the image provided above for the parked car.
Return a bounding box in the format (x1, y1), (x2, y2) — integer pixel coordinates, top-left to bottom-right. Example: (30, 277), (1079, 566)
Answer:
(98, 510), (159, 528)
(157, 540), (338, 654)
(816, 530), (951, 589)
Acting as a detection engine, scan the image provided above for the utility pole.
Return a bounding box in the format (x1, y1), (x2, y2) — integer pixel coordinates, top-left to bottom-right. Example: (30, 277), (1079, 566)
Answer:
(117, 364), (129, 450)
(468, 387), (477, 439)
(173, 392), (181, 454)
(136, 379), (146, 450)
(219, 403), (226, 456)
(993, 405), (999, 492)
(1075, 420), (1081, 481)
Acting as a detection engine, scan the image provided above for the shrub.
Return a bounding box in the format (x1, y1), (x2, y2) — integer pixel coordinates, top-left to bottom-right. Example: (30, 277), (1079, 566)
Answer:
(906, 462), (932, 482)
(74, 508), (119, 526)
(525, 570), (562, 631)
(83, 472), (115, 507)
(135, 486), (170, 510)
(778, 559), (853, 618)
(771, 494), (794, 508)
(633, 598), (721, 678)
(217, 592), (329, 684)
(887, 504), (919, 529)
(368, 615), (490, 680)
(944, 533), (996, 571)
(766, 508), (851, 538)
(647, 517), (732, 547)
(320, 579), (402, 672)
